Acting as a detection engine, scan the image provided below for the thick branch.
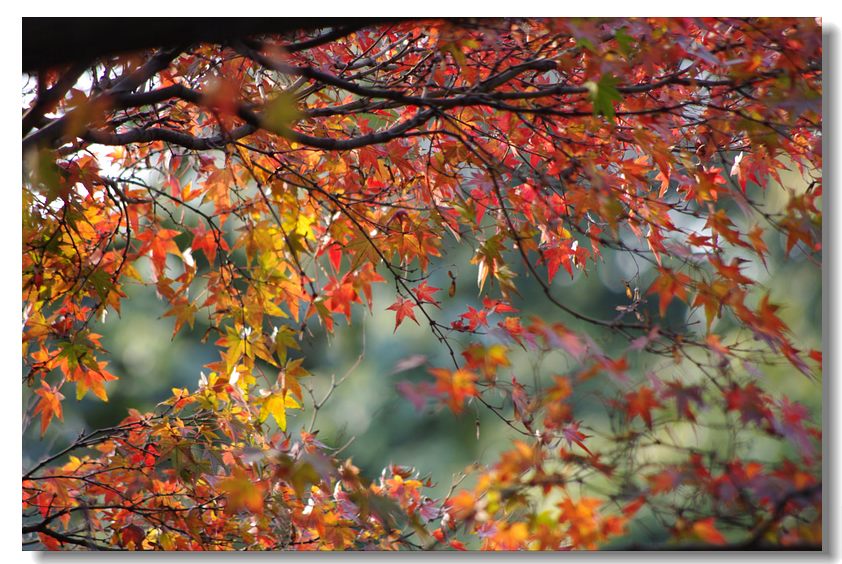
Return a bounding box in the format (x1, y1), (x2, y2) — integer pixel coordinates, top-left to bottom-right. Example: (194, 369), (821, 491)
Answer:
(22, 47), (185, 151)
(22, 61), (91, 136)
(22, 18), (406, 72)
(81, 124), (258, 150)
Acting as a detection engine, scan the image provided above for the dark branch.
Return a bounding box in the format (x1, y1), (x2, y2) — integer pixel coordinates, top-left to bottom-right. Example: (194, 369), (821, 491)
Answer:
(22, 18), (407, 72)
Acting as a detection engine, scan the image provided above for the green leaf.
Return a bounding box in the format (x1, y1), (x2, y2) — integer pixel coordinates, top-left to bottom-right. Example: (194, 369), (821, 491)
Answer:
(585, 74), (623, 119)
(614, 28), (635, 57)
(262, 92), (300, 135)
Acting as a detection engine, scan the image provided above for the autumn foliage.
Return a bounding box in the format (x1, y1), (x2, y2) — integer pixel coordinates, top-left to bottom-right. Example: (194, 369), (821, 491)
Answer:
(22, 18), (822, 550)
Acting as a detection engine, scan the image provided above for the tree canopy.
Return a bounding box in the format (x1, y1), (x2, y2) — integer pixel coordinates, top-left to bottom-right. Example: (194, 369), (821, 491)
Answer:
(22, 18), (822, 551)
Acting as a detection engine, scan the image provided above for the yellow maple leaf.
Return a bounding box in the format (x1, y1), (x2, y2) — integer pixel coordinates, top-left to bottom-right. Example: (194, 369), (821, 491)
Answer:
(258, 391), (301, 431)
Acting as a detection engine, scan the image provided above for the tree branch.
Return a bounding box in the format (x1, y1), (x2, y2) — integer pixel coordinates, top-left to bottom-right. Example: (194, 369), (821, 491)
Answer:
(22, 18), (407, 72)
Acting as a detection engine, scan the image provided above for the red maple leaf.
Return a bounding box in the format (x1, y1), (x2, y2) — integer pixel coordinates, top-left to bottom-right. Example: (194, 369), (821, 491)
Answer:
(387, 297), (419, 331)
(413, 281), (441, 307)
(460, 306), (489, 331)
(625, 387), (662, 428)
(482, 296), (517, 314)
(325, 275), (361, 321)
(543, 240), (575, 283)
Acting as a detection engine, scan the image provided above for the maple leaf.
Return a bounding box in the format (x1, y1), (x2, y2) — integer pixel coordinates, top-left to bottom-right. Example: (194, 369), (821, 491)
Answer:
(462, 343), (510, 381)
(262, 91), (300, 135)
(482, 296), (517, 314)
(258, 390), (301, 432)
(191, 222), (227, 262)
(747, 224), (769, 267)
(624, 387), (662, 428)
(725, 383), (772, 426)
(278, 357), (310, 401)
(135, 228), (181, 276)
(561, 422), (592, 455)
(118, 524), (146, 549)
(33, 381), (64, 435)
(219, 467), (267, 514)
(387, 297), (419, 332)
(324, 275), (360, 322)
(326, 242), (342, 271)
(691, 518), (727, 545)
(687, 166), (727, 203)
(543, 240), (575, 283)
(459, 305), (489, 331)
(648, 268), (692, 317)
(71, 364), (118, 402)
(412, 281), (441, 307)
(557, 496), (606, 548)
(429, 367), (477, 414)
(216, 325), (249, 374)
(585, 73), (623, 119)
(163, 298), (198, 337)
(663, 381), (705, 421)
